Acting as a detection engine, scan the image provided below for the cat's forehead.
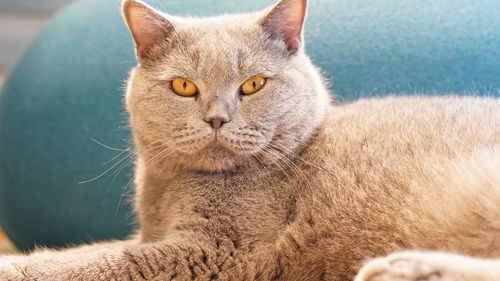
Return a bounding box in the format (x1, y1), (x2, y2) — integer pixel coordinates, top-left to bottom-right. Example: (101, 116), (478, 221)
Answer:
(152, 14), (288, 83)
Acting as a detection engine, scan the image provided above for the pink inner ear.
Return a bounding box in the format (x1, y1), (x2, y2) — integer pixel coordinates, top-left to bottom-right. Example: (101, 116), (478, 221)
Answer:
(286, 37), (301, 53)
(263, 0), (307, 54)
(124, 1), (173, 60)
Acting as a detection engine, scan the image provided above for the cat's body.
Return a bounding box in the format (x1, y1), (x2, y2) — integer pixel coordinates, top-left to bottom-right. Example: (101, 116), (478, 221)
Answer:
(0, 0), (499, 280)
(133, 96), (500, 280)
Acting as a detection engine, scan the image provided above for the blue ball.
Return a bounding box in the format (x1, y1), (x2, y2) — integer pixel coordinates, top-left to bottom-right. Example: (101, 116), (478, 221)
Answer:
(0, 0), (499, 251)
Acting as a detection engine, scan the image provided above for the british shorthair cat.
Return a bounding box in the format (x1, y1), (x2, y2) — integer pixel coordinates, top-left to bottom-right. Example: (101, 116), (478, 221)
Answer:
(0, 0), (498, 280)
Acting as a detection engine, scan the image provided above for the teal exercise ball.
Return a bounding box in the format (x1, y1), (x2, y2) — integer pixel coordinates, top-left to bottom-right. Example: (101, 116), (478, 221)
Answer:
(1, 0), (499, 251)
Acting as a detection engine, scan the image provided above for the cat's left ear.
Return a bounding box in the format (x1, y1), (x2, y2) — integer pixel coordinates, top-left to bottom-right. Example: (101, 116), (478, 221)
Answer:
(260, 0), (307, 54)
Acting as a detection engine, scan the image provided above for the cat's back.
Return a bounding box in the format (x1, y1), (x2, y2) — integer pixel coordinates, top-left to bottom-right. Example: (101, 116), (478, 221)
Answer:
(311, 95), (500, 197)
(319, 95), (499, 159)
(304, 96), (500, 257)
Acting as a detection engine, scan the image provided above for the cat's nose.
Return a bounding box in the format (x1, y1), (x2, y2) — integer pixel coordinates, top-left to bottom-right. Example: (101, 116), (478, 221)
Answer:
(203, 97), (234, 130)
(204, 117), (230, 130)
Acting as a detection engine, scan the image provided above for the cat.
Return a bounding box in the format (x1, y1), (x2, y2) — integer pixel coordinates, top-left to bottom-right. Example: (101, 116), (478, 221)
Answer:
(0, 0), (499, 280)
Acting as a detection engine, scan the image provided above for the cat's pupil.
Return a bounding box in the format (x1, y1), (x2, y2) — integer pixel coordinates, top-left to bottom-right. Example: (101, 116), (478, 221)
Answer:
(183, 81), (187, 90)
(252, 81), (257, 90)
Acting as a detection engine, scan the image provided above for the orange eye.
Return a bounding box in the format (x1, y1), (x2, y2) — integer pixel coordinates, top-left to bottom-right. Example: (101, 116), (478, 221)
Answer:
(241, 77), (267, 95)
(171, 79), (198, 97)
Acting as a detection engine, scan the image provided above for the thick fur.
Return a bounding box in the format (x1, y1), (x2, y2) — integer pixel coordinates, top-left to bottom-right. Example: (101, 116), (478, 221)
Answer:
(0, 0), (499, 280)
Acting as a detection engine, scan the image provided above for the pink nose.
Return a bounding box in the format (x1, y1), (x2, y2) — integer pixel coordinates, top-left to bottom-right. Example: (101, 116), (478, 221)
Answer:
(204, 117), (227, 130)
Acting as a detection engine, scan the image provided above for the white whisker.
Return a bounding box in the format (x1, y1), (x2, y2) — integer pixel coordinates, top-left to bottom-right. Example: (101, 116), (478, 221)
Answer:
(91, 138), (129, 152)
(79, 154), (130, 184)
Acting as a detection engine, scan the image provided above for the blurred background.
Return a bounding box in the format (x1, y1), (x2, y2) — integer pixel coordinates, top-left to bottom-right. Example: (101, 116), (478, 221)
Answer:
(0, 0), (75, 88)
(0, 0), (75, 253)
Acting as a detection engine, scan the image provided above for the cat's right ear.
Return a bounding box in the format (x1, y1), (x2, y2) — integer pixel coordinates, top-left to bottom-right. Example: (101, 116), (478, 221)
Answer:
(260, 0), (307, 55)
(122, 0), (174, 62)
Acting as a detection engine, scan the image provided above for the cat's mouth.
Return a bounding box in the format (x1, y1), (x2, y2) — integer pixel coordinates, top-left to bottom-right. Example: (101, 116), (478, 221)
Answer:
(205, 137), (239, 154)
(207, 140), (224, 148)
(207, 130), (266, 156)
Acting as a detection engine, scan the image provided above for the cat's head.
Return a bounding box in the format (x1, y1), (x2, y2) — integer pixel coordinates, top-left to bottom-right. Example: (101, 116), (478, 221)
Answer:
(122, 0), (329, 173)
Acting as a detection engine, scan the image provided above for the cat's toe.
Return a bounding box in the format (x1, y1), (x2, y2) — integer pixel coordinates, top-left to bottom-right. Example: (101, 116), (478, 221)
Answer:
(354, 252), (441, 281)
(0, 257), (27, 280)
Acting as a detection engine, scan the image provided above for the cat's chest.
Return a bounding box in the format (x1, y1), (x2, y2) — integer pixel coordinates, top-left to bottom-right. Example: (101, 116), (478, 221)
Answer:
(140, 170), (300, 244)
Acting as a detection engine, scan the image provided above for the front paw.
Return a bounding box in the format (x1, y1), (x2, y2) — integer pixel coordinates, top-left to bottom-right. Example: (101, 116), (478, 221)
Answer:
(354, 251), (465, 281)
(0, 256), (28, 280)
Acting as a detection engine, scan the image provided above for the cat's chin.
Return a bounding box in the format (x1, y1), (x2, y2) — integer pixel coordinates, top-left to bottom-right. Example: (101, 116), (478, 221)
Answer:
(179, 144), (261, 173)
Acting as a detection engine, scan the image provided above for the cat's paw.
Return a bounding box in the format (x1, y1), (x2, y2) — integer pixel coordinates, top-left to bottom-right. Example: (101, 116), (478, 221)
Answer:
(354, 251), (475, 281)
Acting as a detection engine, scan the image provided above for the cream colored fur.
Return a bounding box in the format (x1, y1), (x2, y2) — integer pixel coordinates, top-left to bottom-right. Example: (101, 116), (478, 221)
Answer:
(0, 0), (498, 280)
